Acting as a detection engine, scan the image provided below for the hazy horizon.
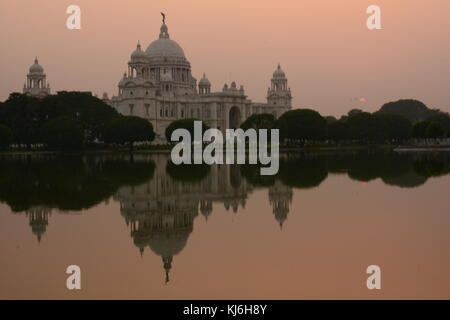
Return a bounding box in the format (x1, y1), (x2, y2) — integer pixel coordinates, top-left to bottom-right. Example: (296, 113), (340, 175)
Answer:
(1, 0), (449, 118)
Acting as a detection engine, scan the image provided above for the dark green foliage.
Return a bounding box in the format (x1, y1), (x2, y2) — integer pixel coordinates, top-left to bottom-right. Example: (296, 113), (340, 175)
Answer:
(240, 113), (276, 130)
(413, 121), (445, 139)
(0, 155), (154, 212)
(38, 91), (119, 142)
(378, 99), (437, 124)
(41, 116), (84, 151)
(325, 116), (338, 123)
(346, 112), (387, 143)
(412, 121), (430, 138)
(326, 120), (352, 142)
(426, 112), (450, 135)
(0, 92), (118, 148)
(278, 156), (328, 188)
(426, 121), (445, 138)
(0, 124), (13, 150)
(276, 109), (327, 142)
(104, 116), (155, 148)
(165, 118), (209, 142)
(374, 113), (412, 141)
(0, 93), (40, 147)
(166, 161), (210, 183)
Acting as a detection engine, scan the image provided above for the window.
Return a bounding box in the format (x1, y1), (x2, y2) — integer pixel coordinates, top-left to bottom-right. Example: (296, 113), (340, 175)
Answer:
(160, 108), (163, 117)
(129, 104), (134, 115)
(165, 109), (168, 117)
(181, 110), (184, 117)
(144, 104), (150, 116)
(171, 109), (174, 117)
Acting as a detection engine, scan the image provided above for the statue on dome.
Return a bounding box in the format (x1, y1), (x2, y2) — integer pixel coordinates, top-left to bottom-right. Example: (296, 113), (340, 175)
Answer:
(161, 12), (166, 24)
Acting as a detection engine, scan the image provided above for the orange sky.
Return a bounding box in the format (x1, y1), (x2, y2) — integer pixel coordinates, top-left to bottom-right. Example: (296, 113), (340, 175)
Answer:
(1, 0), (449, 117)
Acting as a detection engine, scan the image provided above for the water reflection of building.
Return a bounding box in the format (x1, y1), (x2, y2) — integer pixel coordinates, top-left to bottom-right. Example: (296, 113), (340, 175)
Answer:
(114, 155), (293, 282)
(25, 207), (51, 242)
(269, 181), (293, 228)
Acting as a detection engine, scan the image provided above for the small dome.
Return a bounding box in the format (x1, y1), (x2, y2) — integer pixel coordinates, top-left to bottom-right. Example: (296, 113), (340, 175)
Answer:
(29, 58), (44, 74)
(199, 73), (211, 86)
(161, 72), (173, 82)
(146, 24), (186, 59)
(119, 72), (128, 86)
(273, 64), (286, 78)
(131, 41), (146, 60)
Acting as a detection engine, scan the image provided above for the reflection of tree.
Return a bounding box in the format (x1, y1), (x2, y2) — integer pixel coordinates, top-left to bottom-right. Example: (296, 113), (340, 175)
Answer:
(240, 164), (276, 187)
(165, 161), (210, 183)
(278, 156), (328, 189)
(240, 151), (450, 191)
(0, 154), (155, 241)
(413, 156), (450, 178)
(344, 151), (450, 188)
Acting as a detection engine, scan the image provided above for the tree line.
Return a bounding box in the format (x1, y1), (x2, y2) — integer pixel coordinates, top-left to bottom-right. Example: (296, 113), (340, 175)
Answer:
(0, 93), (449, 151)
(0, 92), (154, 151)
(241, 100), (450, 146)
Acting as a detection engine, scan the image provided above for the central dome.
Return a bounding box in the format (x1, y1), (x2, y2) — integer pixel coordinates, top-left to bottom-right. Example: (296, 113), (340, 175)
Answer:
(145, 24), (186, 59)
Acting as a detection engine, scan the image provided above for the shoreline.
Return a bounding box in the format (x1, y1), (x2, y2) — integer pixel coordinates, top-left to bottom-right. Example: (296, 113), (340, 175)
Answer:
(2, 145), (450, 156)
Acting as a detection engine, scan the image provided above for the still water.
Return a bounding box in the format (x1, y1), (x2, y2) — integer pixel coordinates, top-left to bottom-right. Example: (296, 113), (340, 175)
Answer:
(1, 151), (450, 299)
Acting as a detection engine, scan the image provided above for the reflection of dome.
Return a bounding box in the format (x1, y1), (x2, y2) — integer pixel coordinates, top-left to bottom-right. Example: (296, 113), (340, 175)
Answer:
(146, 24), (186, 59)
(29, 58), (44, 74)
(148, 229), (190, 258)
(273, 64), (285, 78)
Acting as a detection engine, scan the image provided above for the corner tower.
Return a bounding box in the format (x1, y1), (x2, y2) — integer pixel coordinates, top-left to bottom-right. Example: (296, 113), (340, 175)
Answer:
(267, 64), (292, 110)
(23, 58), (51, 97)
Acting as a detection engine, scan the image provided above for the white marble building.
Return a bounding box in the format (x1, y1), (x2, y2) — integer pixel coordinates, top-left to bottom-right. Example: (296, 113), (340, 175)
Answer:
(105, 18), (292, 140)
(23, 58), (51, 97)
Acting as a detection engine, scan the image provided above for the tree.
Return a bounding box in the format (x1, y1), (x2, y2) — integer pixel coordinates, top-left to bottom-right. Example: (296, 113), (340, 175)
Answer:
(326, 120), (351, 142)
(0, 124), (13, 150)
(426, 112), (450, 136)
(426, 121), (445, 139)
(374, 113), (412, 141)
(348, 109), (363, 117)
(240, 113), (276, 130)
(276, 109), (327, 143)
(104, 116), (155, 149)
(347, 112), (386, 143)
(0, 92), (119, 147)
(165, 118), (209, 142)
(166, 161), (210, 183)
(377, 99), (437, 124)
(413, 121), (430, 138)
(41, 116), (84, 151)
(325, 116), (338, 123)
(39, 91), (119, 142)
(0, 93), (40, 148)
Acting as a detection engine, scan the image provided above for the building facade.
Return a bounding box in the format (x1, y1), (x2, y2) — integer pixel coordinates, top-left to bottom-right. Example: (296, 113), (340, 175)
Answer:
(105, 20), (292, 141)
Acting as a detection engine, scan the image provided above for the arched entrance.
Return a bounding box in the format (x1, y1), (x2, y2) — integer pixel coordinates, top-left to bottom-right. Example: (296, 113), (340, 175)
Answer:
(229, 106), (241, 129)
